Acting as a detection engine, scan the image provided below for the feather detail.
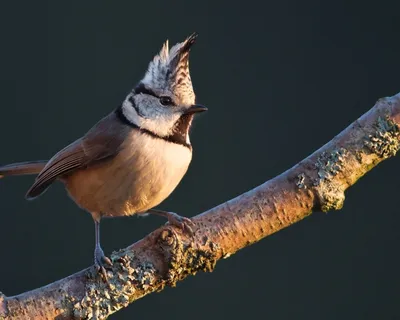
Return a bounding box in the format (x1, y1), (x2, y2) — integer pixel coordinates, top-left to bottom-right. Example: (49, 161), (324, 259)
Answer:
(26, 112), (129, 199)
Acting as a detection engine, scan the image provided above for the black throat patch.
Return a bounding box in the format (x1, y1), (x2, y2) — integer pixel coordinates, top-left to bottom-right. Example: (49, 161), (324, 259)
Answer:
(115, 105), (193, 150)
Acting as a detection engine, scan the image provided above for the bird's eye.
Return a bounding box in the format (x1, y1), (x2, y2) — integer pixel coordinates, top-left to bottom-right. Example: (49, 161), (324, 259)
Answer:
(159, 96), (173, 106)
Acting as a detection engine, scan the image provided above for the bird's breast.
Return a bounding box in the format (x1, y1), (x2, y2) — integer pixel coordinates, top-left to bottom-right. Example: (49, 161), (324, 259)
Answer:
(65, 130), (192, 217)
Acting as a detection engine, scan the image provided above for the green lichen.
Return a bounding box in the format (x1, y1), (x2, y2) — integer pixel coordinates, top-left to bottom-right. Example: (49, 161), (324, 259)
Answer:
(313, 148), (348, 212)
(355, 150), (363, 163)
(314, 148), (348, 184)
(316, 181), (345, 212)
(296, 173), (307, 189)
(364, 115), (400, 158)
(65, 228), (219, 319)
(71, 252), (156, 320)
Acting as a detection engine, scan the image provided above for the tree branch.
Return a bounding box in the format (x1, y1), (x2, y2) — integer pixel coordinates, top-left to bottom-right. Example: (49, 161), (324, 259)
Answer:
(1, 93), (400, 320)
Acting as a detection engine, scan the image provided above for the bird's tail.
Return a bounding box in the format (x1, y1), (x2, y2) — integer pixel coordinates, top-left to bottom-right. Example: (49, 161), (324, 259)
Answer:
(0, 160), (47, 178)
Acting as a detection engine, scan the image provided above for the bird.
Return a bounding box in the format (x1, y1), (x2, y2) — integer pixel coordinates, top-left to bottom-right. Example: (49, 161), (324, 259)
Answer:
(0, 33), (207, 271)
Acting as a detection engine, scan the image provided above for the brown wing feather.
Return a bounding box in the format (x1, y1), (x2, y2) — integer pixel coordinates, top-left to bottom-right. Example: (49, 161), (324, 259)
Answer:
(0, 161), (47, 177)
(26, 112), (128, 199)
(26, 140), (88, 199)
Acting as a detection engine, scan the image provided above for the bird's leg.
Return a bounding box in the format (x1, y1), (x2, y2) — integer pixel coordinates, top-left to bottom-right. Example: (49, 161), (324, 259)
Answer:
(94, 219), (112, 271)
(146, 209), (195, 235)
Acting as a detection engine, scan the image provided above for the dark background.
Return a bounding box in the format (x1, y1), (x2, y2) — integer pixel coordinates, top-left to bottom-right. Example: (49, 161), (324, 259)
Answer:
(0, 1), (399, 319)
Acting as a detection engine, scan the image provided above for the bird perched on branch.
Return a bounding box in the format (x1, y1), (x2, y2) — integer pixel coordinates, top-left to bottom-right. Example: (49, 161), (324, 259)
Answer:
(0, 33), (207, 272)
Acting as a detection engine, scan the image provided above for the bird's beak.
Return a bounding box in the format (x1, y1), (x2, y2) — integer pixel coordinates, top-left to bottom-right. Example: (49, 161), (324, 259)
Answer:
(184, 104), (208, 115)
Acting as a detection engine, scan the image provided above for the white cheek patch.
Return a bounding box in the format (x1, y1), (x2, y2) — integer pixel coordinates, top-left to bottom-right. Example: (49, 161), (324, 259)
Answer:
(141, 115), (178, 137)
(122, 97), (180, 138)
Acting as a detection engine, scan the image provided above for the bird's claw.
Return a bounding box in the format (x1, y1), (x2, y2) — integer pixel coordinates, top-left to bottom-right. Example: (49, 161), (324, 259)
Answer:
(94, 246), (112, 281)
(165, 211), (196, 235)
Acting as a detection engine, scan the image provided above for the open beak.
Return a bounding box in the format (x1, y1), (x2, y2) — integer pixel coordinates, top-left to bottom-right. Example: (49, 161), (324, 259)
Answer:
(184, 104), (208, 115)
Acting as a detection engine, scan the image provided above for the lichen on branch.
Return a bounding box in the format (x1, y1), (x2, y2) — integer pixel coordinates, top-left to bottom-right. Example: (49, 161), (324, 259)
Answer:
(1, 93), (400, 320)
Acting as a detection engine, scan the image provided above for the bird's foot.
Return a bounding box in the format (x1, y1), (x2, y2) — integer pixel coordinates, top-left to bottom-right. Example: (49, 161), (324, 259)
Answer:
(164, 211), (196, 235)
(94, 246), (112, 280)
(147, 209), (196, 235)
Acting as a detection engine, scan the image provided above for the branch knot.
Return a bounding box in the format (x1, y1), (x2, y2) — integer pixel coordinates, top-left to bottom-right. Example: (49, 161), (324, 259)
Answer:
(157, 227), (219, 287)
(159, 227), (178, 248)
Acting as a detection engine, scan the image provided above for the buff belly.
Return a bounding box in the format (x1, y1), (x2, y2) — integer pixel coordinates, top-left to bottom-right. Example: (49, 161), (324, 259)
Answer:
(64, 132), (192, 219)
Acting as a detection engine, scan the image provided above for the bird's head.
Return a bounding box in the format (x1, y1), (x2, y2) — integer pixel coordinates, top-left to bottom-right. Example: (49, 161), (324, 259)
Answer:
(121, 33), (207, 145)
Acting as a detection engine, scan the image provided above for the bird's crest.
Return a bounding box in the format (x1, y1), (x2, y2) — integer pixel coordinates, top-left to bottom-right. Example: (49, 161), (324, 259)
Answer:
(142, 33), (198, 102)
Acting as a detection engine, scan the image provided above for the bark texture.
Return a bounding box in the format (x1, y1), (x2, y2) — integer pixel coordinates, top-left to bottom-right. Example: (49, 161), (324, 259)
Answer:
(1, 93), (400, 320)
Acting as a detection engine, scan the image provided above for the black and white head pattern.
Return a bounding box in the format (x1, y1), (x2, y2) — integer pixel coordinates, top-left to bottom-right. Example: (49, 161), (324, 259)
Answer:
(121, 33), (199, 144)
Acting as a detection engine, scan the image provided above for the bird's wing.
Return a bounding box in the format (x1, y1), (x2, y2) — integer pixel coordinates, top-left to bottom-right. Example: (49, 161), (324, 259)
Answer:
(0, 160), (47, 177)
(26, 112), (129, 199)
